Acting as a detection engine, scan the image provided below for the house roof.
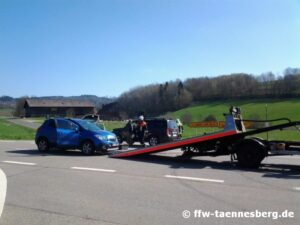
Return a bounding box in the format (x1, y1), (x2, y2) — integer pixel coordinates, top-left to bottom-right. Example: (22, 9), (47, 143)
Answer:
(25, 99), (95, 108)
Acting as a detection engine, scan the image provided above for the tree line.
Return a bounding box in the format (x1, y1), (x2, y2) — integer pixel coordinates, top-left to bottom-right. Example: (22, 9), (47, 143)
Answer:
(115, 68), (300, 118)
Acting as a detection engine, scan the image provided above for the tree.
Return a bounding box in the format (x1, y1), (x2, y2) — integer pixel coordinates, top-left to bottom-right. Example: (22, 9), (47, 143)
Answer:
(13, 97), (27, 117)
(204, 114), (217, 122)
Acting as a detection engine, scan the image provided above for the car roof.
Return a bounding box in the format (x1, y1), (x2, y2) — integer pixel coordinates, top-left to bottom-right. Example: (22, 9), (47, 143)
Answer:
(47, 118), (85, 122)
(69, 118), (86, 122)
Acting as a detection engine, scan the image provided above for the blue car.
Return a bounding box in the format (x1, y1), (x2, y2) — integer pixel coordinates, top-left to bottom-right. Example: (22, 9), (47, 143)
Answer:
(35, 118), (119, 155)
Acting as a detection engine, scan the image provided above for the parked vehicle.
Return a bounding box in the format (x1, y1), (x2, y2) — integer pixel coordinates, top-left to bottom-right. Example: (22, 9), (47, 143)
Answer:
(82, 114), (100, 122)
(82, 114), (105, 130)
(35, 118), (118, 155)
(113, 118), (180, 146)
(112, 107), (300, 169)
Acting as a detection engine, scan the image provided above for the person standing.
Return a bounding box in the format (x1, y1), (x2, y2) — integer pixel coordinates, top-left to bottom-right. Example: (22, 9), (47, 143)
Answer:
(137, 115), (147, 146)
(176, 118), (184, 137)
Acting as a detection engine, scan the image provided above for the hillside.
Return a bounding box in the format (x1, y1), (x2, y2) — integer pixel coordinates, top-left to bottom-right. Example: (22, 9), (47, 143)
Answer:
(166, 99), (300, 122)
(164, 98), (300, 141)
(0, 95), (116, 112)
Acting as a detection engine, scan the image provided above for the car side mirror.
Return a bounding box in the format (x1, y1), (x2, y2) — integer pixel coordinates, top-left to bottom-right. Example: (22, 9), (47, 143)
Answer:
(74, 127), (79, 133)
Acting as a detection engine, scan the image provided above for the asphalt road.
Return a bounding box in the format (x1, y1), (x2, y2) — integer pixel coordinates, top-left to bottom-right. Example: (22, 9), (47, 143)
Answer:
(0, 140), (299, 225)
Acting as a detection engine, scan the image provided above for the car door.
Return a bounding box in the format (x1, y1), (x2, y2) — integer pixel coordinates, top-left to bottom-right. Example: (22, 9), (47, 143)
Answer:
(46, 119), (58, 144)
(56, 119), (81, 147)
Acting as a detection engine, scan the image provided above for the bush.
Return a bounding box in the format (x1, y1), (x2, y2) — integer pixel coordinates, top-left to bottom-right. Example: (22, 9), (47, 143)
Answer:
(204, 114), (217, 121)
(13, 97), (27, 117)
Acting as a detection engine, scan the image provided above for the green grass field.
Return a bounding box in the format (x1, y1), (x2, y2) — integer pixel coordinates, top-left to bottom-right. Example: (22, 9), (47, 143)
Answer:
(167, 99), (300, 121)
(102, 121), (126, 132)
(1, 99), (299, 141)
(0, 119), (35, 140)
(0, 108), (13, 117)
(164, 99), (300, 141)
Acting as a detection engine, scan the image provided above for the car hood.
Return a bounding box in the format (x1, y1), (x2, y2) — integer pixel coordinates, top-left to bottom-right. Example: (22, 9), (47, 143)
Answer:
(90, 129), (115, 137)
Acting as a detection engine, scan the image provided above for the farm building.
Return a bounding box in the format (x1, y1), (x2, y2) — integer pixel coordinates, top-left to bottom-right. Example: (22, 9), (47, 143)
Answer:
(24, 99), (95, 117)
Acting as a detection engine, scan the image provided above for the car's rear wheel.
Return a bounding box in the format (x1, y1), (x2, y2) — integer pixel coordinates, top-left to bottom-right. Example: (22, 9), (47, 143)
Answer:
(149, 136), (159, 146)
(126, 138), (134, 146)
(116, 135), (123, 144)
(37, 138), (49, 152)
(81, 140), (95, 155)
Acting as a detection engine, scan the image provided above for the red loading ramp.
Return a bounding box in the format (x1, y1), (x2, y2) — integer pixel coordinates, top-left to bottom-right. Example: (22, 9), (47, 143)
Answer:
(111, 130), (237, 158)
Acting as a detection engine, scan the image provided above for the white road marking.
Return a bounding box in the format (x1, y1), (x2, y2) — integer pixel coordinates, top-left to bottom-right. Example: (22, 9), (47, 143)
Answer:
(2, 161), (36, 166)
(293, 187), (300, 191)
(275, 156), (300, 159)
(0, 169), (7, 218)
(71, 167), (116, 173)
(164, 175), (224, 183)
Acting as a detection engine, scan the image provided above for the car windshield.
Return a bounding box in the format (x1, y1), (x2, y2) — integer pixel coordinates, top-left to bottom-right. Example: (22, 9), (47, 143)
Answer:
(74, 119), (102, 132)
(167, 120), (178, 129)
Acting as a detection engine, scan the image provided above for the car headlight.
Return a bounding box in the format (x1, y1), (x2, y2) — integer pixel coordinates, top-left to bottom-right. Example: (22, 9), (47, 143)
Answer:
(107, 134), (116, 140)
(95, 134), (106, 141)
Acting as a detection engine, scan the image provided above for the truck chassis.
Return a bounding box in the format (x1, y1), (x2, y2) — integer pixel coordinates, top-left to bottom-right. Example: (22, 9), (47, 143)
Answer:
(111, 107), (300, 168)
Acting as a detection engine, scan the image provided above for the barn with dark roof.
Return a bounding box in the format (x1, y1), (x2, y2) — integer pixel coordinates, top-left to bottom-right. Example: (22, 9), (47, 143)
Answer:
(24, 99), (95, 117)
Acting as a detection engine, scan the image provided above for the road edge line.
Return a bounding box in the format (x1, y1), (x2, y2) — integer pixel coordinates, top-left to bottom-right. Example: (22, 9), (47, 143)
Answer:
(0, 169), (7, 218)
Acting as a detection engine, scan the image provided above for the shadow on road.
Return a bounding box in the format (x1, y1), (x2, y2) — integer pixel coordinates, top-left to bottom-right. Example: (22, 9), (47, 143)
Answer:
(6, 149), (106, 157)
(118, 154), (300, 179)
(6, 148), (300, 179)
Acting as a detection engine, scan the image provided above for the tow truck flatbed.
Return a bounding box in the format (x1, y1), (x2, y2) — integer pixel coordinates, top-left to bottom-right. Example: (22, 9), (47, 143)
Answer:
(110, 107), (300, 168)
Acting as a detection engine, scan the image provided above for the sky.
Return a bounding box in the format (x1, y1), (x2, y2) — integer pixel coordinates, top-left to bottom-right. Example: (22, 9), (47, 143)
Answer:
(0, 0), (300, 98)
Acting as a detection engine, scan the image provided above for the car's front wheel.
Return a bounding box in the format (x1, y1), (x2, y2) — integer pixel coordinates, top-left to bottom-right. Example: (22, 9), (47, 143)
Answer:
(149, 136), (159, 146)
(37, 138), (49, 152)
(81, 140), (95, 155)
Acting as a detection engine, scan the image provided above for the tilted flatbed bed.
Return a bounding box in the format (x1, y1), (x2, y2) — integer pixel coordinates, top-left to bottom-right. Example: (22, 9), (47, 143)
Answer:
(111, 107), (300, 168)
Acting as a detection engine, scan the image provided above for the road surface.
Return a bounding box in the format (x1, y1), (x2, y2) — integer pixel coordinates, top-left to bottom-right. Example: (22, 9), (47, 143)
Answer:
(0, 140), (299, 225)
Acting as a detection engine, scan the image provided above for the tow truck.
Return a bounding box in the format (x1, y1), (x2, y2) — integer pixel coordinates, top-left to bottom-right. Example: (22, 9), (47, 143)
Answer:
(111, 107), (300, 168)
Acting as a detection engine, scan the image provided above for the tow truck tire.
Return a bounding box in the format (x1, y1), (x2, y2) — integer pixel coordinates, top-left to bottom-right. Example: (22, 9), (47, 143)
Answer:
(236, 139), (266, 168)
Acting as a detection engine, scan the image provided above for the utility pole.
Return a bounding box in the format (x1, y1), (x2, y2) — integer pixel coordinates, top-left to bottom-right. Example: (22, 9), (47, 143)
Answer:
(266, 104), (269, 140)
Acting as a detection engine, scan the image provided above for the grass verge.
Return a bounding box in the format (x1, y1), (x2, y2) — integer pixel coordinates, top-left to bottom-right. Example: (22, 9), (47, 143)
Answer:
(0, 119), (35, 140)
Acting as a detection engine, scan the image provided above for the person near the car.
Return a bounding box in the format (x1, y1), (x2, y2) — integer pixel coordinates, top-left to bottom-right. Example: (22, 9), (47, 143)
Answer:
(125, 119), (134, 140)
(176, 118), (184, 137)
(136, 115), (147, 146)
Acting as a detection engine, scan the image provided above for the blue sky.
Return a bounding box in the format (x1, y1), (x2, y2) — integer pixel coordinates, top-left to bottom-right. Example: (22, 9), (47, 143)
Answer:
(0, 0), (299, 98)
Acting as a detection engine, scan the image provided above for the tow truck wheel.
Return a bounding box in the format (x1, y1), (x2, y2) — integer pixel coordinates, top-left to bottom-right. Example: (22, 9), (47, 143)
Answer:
(81, 140), (95, 155)
(236, 139), (266, 168)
